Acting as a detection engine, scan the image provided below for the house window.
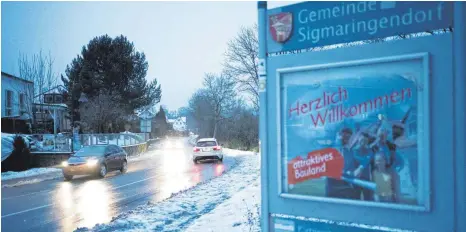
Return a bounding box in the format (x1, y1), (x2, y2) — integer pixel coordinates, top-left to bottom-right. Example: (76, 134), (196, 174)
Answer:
(19, 93), (26, 113)
(54, 95), (63, 103)
(5, 90), (13, 116)
(44, 94), (54, 103)
(140, 119), (151, 133)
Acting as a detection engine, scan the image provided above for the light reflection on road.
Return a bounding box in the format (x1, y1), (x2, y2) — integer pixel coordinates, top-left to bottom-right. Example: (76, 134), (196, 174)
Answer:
(152, 147), (227, 202)
(54, 180), (116, 231)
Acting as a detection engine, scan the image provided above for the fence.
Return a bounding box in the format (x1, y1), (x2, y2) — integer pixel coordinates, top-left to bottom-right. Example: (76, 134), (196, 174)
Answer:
(79, 133), (147, 147)
(27, 132), (150, 152)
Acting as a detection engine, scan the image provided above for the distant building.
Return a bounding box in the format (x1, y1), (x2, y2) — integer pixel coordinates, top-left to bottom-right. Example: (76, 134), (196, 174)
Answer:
(168, 117), (187, 132)
(137, 108), (155, 133)
(1, 72), (34, 133)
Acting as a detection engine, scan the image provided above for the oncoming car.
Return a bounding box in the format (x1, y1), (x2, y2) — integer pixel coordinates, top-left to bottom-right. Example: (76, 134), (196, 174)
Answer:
(164, 139), (184, 149)
(192, 138), (223, 163)
(62, 145), (128, 181)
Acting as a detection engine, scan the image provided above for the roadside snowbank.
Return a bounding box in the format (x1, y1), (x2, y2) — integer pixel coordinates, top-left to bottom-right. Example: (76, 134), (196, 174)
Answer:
(185, 178), (260, 232)
(1, 167), (62, 181)
(188, 134), (198, 146)
(1, 133), (15, 162)
(76, 152), (259, 232)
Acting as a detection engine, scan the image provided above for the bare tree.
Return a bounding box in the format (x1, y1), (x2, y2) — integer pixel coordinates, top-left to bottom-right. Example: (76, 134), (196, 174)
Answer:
(18, 50), (59, 103)
(189, 89), (214, 137)
(79, 90), (126, 133)
(217, 99), (258, 150)
(189, 74), (236, 138)
(203, 73), (237, 138)
(223, 25), (259, 112)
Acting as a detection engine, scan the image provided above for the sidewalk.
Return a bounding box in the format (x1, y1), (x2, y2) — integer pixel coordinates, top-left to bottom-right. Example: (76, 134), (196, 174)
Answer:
(185, 177), (260, 232)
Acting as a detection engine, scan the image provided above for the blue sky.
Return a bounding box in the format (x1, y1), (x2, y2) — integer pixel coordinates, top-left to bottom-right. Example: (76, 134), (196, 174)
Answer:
(2, 1), (288, 110)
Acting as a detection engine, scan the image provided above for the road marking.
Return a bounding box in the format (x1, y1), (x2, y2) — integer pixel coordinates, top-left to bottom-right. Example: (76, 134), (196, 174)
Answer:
(1, 175), (160, 218)
(1, 189), (52, 200)
(111, 175), (159, 190)
(1, 204), (54, 218)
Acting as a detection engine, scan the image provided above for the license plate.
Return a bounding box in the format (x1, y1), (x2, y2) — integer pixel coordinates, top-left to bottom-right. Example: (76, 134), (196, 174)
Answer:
(203, 148), (211, 152)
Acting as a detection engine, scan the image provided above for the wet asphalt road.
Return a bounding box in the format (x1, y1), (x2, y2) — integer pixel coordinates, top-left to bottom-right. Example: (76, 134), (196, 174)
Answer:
(1, 138), (235, 232)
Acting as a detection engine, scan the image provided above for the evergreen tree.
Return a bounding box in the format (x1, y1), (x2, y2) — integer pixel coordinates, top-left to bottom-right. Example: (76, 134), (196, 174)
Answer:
(62, 34), (162, 121)
(155, 106), (169, 136)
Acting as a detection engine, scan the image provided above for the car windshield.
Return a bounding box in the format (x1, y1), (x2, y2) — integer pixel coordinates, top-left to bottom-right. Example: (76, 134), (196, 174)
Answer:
(74, 146), (106, 157)
(196, 141), (217, 147)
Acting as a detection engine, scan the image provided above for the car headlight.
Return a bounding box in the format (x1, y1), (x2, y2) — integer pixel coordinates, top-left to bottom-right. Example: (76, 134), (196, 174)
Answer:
(62, 161), (69, 167)
(86, 159), (98, 166)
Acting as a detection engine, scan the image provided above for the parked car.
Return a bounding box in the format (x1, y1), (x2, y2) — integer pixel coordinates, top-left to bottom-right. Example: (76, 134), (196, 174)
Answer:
(192, 138), (223, 163)
(62, 145), (128, 181)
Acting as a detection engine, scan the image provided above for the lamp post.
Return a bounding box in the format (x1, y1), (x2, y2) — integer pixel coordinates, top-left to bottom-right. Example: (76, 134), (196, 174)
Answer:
(71, 91), (88, 152)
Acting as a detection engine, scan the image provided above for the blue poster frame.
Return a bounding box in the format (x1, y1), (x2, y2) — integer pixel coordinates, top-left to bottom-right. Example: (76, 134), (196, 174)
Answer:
(275, 53), (431, 212)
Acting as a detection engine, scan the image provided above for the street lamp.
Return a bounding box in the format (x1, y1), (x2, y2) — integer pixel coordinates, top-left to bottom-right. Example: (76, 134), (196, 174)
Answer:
(71, 91), (88, 152)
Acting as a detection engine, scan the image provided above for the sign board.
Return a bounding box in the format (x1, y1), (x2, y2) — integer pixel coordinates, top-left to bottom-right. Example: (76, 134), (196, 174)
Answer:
(267, 1), (453, 53)
(259, 1), (464, 232)
(278, 54), (429, 209)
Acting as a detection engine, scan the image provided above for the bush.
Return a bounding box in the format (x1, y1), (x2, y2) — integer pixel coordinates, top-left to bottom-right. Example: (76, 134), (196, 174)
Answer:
(1, 135), (32, 172)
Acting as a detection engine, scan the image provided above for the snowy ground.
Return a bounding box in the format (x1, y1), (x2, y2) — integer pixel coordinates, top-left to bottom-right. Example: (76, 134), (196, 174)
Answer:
(1, 167), (62, 181)
(75, 150), (260, 232)
(185, 178), (260, 232)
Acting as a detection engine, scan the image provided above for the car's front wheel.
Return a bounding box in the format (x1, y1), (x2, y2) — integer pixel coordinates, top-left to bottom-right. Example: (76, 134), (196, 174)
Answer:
(98, 164), (107, 178)
(63, 174), (73, 181)
(120, 160), (128, 173)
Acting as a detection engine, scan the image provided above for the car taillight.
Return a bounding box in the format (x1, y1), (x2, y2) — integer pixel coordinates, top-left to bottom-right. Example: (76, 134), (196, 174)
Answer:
(213, 146), (221, 151)
(193, 147), (200, 152)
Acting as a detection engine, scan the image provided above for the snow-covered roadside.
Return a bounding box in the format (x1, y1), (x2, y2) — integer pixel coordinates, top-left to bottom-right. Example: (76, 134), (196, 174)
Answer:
(1, 167), (62, 181)
(76, 152), (260, 232)
(1, 167), (64, 188)
(185, 178), (260, 232)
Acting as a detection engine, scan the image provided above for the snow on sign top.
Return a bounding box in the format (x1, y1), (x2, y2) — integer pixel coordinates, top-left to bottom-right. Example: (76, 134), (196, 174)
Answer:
(266, 1), (453, 53)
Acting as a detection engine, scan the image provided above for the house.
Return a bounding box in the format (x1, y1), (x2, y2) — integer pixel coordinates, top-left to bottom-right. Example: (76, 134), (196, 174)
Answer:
(137, 108), (155, 133)
(1, 72), (34, 133)
(33, 85), (71, 133)
(168, 117), (187, 132)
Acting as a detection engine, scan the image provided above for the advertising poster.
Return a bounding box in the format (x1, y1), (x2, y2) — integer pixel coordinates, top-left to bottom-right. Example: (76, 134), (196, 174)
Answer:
(281, 58), (424, 206)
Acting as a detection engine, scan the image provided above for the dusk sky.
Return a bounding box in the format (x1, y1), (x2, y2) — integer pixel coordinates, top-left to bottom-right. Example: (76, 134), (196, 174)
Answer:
(1, 1), (290, 110)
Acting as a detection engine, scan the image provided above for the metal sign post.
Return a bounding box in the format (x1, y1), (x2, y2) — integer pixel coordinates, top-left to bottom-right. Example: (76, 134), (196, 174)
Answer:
(258, 2), (269, 232)
(453, 3), (466, 232)
(258, 1), (464, 232)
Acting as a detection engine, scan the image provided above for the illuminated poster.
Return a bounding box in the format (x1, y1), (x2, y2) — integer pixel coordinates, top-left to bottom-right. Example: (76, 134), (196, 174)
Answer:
(280, 57), (426, 206)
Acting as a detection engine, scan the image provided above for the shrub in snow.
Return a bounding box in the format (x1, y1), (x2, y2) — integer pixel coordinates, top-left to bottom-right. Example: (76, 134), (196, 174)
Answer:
(1, 135), (33, 172)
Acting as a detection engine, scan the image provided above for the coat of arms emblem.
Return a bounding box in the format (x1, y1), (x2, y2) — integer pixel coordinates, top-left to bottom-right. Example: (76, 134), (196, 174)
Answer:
(269, 12), (293, 43)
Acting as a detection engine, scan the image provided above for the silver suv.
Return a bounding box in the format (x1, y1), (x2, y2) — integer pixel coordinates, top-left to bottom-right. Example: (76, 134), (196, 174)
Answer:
(192, 138), (223, 163)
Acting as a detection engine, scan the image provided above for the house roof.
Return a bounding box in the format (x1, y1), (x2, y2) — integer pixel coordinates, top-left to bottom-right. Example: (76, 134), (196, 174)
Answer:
(1, 72), (34, 84)
(33, 103), (68, 109)
(136, 108), (156, 119)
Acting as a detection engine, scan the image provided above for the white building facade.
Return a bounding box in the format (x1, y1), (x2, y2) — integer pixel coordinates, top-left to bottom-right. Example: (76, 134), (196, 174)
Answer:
(1, 72), (33, 119)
